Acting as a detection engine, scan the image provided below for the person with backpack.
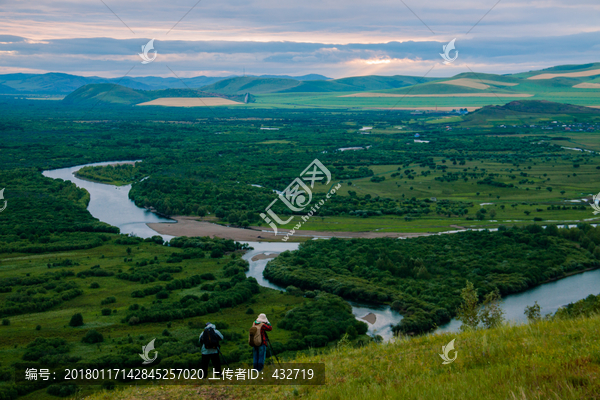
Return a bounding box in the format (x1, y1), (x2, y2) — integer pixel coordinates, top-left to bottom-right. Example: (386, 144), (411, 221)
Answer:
(248, 313), (272, 372)
(199, 322), (224, 378)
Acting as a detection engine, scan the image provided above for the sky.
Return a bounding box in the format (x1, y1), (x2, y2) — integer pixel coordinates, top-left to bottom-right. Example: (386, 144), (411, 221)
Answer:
(1, 0), (599, 79)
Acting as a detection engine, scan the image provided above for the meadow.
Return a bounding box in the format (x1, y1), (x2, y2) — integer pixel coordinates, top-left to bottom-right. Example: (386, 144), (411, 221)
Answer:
(85, 311), (600, 400)
(0, 238), (312, 399)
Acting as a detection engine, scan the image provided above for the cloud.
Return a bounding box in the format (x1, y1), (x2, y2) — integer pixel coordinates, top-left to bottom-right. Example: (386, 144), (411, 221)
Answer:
(0, 0), (599, 77)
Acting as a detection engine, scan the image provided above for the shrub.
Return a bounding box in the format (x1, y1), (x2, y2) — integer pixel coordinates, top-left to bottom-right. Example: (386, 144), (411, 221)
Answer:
(215, 321), (229, 330)
(156, 291), (169, 299)
(35, 325), (41, 331)
(47, 384), (79, 397)
(101, 308), (112, 316)
(456, 281), (479, 330)
(211, 248), (224, 258)
(1, 319), (9, 326)
(304, 334), (329, 347)
(81, 330), (104, 344)
(69, 313), (83, 327)
(246, 308), (254, 315)
(90, 282), (100, 289)
(101, 381), (116, 390)
(158, 273), (173, 281)
(100, 296), (116, 305)
(285, 285), (304, 297)
(525, 301), (541, 321)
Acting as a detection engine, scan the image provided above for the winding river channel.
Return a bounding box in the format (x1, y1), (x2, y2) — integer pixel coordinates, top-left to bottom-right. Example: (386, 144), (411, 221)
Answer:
(44, 161), (600, 341)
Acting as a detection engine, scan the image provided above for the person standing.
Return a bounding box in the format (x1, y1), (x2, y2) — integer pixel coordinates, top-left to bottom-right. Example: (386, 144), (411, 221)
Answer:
(249, 313), (272, 372)
(199, 322), (224, 378)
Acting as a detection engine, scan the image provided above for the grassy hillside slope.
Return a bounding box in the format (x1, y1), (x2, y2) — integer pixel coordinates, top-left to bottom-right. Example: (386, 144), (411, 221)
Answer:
(512, 62), (600, 79)
(462, 100), (600, 125)
(201, 75), (439, 95)
(62, 84), (249, 106)
(85, 313), (600, 400)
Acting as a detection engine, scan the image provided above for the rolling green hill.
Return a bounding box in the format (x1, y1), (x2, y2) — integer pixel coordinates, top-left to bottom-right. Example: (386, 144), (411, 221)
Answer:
(62, 84), (250, 106)
(62, 84), (151, 105)
(0, 73), (329, 94)
(57, 62), (600, 109)
(512, 62), (600, 79)
(201, 75), (439, 95)
(200, 77), (303, 95)
(474, 100), (600, 115)
(462, 100), (600, 125)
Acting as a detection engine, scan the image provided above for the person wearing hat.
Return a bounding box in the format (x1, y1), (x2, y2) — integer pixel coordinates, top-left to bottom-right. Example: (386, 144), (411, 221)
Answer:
(199, 322), (224, 378)
(250, 313), (272, 371)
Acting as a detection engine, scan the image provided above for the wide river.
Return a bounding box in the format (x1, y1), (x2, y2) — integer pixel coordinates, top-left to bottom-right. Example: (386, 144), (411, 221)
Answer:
(44, 162), (600, 341)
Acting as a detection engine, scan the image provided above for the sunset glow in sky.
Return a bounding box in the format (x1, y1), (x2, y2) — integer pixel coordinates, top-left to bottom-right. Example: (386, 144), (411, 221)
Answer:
(1, 0), (599, 78)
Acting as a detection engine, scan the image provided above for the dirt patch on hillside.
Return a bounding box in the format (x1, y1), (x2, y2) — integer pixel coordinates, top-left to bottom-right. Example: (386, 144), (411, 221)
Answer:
(528, 69), (600, 80)
(147, 216), (427, 241)
(136, 97), (242, 107)
(369, 106), (481, 111)
(574, 83), (600, 89)
(440, 78), (519, 89)
(341, 93), (533, 98)
(439, 79), (489, 90)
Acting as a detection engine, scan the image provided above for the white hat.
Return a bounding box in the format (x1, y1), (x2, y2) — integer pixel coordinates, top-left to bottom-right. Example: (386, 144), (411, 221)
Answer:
(256, 313), (269, 324)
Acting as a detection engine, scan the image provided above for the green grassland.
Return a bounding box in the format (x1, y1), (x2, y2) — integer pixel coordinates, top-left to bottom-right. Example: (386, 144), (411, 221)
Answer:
(0, 239), (309, 399)
(262, 153), (600, 234)
(85, 312), (600, 400)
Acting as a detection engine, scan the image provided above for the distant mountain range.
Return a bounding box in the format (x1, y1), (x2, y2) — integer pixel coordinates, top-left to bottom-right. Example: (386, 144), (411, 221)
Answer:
(9, 62), (600, 110)
(0, 73), (332, 94)
(199, 75), (438, 95)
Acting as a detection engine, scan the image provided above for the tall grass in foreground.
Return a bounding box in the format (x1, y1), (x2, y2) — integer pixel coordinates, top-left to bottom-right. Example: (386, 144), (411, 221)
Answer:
(85, 315), (600, 400)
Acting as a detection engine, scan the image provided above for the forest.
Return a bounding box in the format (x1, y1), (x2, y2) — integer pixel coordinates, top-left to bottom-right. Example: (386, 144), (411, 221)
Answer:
(1, 99), (600, 398)
(264, 223), (600, 334)
(1, 98), (599, 235)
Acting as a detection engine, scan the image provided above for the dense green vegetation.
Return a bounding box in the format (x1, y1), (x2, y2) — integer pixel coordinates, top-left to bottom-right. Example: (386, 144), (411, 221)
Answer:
(0, 233), (369, 399)
(554, 292), (600, 319)
(0, 170), (117, 254)
(265, 224), (600, 334)
(2, 97), (600, 233)
(1, 92), (600, 399)
(75, 164), (143, 186)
